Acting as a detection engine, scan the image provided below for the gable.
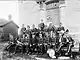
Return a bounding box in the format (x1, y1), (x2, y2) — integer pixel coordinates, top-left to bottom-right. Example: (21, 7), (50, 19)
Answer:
(5, 21), (19, 28)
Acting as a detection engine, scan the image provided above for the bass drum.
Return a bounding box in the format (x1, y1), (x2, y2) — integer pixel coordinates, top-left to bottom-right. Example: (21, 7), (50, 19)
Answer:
(47, 49), (56, 58)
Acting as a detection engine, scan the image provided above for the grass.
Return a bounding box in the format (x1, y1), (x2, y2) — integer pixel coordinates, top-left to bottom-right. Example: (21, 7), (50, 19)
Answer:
(0, 42), (80, 60)
(0, 42), (36, 60)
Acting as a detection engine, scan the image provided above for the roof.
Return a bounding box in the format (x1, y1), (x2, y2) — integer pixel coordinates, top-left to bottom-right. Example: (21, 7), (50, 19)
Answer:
(0, 19), (19, 28)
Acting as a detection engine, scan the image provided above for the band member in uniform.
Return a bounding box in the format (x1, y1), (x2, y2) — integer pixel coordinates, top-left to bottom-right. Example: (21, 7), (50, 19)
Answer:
(65, 30), (74, 55)
(26, 25), (31, 44)
(21, 24), (26, 34)
(67, 36), (74, 54)
(6, 33), (16, 54)
(15, 39), (23, 54)
(38, 19), (45, 31)
(57, 23), (65, 31)
(20, 24), (26, 39)
(47, 23), (55, 32)
(8, 33), (14, 44)
(26, 25), (31, 33)
(35, 32), (39, 53)
(26, 25), (32, 54)
(30, 33), (36, 54)
(31, 24), (37, 32)
(57, 33), (67, 52)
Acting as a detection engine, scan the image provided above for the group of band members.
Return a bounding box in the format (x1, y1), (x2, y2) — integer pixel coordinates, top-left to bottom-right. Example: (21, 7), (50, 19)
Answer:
(8, 20), (74, 55)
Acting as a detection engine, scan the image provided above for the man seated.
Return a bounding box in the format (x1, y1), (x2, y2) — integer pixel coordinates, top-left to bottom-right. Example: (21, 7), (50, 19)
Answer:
(64, 29), (74, 54)
(58, 32), (74, 55)
(66, 35), (74, 54)
(57, 33), (68, 53)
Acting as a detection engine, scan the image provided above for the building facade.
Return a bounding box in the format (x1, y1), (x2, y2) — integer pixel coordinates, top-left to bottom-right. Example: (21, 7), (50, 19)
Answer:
(0, 19), (19, 41)
(45, 0), (60, 26)
(18, 0), (62, 28)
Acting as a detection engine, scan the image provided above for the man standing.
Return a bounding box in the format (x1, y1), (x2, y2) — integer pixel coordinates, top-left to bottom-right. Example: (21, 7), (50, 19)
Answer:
(9, 33), (14, 41)
(57, 23), (65, 31)
(31, 24), (37, 32)
(26, 25), (31, 34)
(38, 19), (45, 31)
(21, 24), (26, 35)
(20, 24), (26, 39)
(8, 33), (14, 45)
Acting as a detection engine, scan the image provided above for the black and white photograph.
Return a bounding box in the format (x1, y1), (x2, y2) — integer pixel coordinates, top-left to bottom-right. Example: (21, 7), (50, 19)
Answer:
(0, 0), (80, 60)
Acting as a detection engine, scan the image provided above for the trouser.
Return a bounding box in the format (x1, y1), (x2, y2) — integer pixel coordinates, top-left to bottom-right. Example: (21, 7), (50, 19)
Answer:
(58, 43), (73, 53)
(39, 44), (46, 54)
(21, 44), (26, 54)
(27, 44), (33, 54)
(44, 44), (48, 53)
(7, 44), (16, 53)
(32, 44), (36, 53)
(15, 45), (22, 53)
(25, 44), (29, 54)
(58, 43), (67, 52)
(67, 43), (74, 53)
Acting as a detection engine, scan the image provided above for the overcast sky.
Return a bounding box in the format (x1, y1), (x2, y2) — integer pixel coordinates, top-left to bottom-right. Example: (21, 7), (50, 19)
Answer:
(0, 1), (19, 25)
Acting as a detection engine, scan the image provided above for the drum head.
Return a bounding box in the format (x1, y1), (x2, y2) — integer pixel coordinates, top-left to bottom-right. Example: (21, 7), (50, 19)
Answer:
(47, 49), (56, 58)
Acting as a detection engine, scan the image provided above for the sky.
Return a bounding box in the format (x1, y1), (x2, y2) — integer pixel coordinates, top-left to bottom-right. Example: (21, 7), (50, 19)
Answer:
(0, 1), (19, 25)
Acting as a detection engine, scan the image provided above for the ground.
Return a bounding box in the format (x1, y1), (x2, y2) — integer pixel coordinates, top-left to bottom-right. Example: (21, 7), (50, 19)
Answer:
(0, 42), (80, 60)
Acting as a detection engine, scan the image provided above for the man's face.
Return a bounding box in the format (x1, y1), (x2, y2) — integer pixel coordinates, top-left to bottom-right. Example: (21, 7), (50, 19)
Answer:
(59, 23), (62, 27)
(59, 24), (61, 27)
(41, 19), (43, 23)
(32, 25), (35, 29)
(27, 25), (30, 29)
(22, 24), (24, 28)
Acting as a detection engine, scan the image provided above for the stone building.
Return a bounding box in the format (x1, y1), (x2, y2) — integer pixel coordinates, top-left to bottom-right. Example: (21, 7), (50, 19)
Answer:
(0, 15), (19, 41)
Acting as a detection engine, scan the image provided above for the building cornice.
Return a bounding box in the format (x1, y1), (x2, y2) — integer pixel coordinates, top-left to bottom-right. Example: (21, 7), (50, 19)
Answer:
(45, 0), (59, 5)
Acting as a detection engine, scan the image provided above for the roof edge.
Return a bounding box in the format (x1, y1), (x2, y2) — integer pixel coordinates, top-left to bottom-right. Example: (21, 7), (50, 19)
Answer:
(0, 21), (19, 28)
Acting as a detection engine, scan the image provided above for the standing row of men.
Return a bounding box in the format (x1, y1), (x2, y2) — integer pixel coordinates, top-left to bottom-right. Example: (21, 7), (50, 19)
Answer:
(20, 20), (65, 35)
